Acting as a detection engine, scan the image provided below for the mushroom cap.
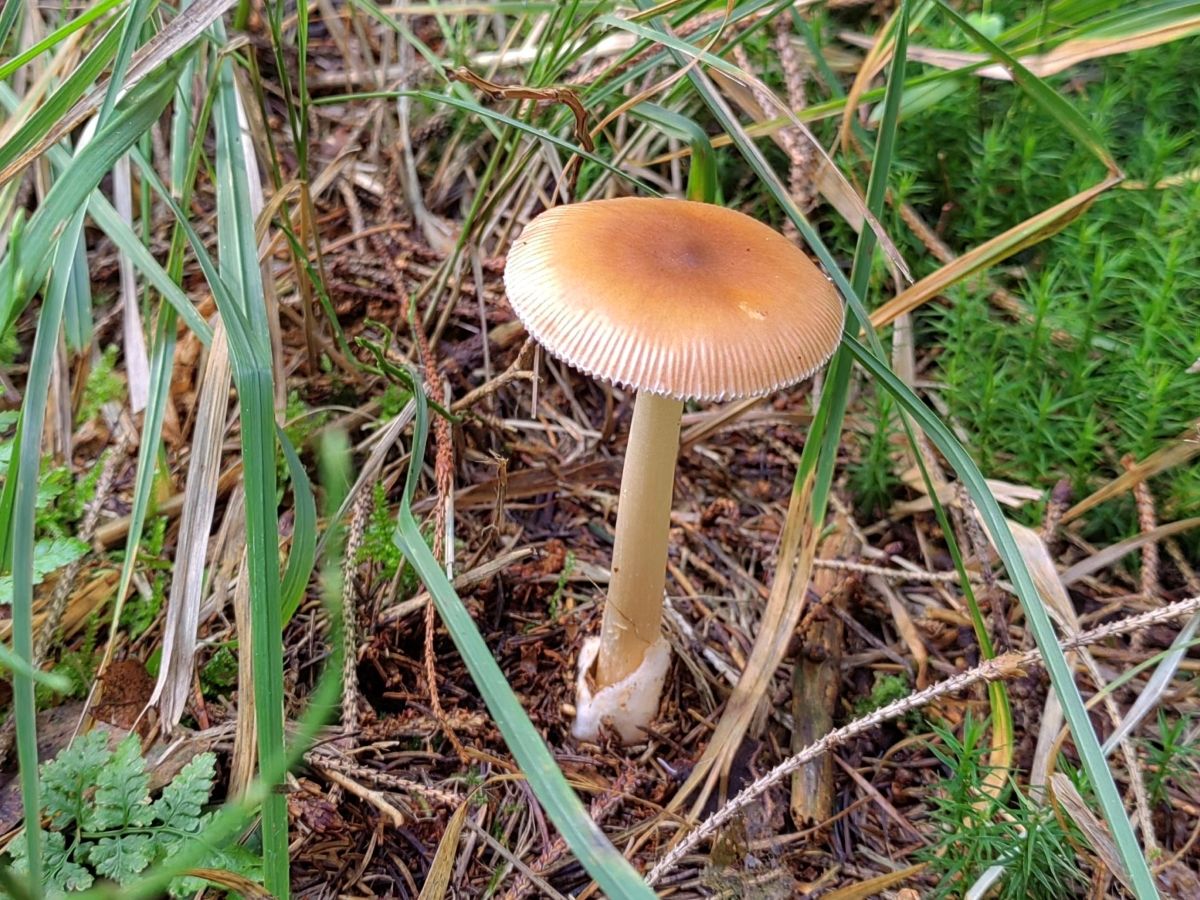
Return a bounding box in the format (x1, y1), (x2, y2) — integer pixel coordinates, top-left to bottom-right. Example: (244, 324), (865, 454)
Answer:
(503, 197), (844, 402)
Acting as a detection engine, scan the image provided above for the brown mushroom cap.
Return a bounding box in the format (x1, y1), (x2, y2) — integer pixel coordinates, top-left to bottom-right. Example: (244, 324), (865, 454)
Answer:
(503, 197), (845, 402)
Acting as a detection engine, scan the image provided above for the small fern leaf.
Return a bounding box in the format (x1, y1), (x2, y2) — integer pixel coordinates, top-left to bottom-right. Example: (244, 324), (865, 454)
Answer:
(88, 833), (155, 884)
(152, 751), (216, 831)
(41, 731), (111, 828)
(14, 830), (95, 893)
(90, 734), (153, 828)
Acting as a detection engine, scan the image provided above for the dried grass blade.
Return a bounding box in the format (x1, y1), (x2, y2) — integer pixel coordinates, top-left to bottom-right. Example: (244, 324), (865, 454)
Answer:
(841, 14), (1200, 81)
(1060, 518), (1200, 587)
(1103, 610), (1200, 754)
(869, 175), (1121, 330)
(705, 67), (871, 232)
(418, 801), (471, 900)
(1062, 420), (1200, 524)
(1049, 773), (1134, 894)
(820, 865), (926, 899)
(150, 322), (233, 728)
(113, 156), (150, 412)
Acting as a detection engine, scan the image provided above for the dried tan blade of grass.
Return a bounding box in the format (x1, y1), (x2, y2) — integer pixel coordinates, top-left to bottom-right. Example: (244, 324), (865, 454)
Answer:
(1049, 773), (1134, 895)
(1124, 165), (1200, 190)
(869, 574), (929, 688)
(1061, 419), (1200, 524)
(1060, 517), (1200, 587)
(870, 174), (1122, 331)
(0, 0), (238, 188)
(837, 3), (901, 153)
(890, 470), (1041, 515)
(994, 519), (1081, 790)
(1104, 608), (1200, 754)
(180, 868), (272, 899)
(113, 156), (150, 412)
(417, 800), (471, 900)
(149, 321), (233, 729)
(820, 865), (925, 900)
(46, 334), (71, 461)
(840, 14), (1200, 81)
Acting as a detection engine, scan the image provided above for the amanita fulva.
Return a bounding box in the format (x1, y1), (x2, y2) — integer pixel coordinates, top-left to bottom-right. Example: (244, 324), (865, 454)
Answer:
(504, 197), (844, 742)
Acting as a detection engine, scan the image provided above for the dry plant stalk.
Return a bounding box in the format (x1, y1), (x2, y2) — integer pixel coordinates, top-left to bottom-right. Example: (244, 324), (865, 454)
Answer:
(791, 516), (858, 824)
(646, 593), (1200, 885)
(340, 488), (374, 734)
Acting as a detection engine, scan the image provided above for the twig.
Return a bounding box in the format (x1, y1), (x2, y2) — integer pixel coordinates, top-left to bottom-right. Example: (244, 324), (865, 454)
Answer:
(645, 594), (1200, 885)
(306, 750), (462, 808)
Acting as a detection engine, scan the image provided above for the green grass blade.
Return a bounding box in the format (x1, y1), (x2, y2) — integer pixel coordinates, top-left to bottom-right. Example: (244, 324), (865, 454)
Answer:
(102, 300), (176, 658)
(393, 373), (655, 900)
(629, 102), (717, 202)
(86, 190), (212, 341)
(211, 49), (290, 896)
(0, 0), (22, 55)
(63, 234), (94, 352)
(2, 232), (83, 897)
(844, 335), (1158, 900)
(0, 641), (72, 692)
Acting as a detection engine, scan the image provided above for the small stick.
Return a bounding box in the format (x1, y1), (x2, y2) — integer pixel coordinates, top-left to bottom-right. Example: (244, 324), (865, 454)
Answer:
(791, 516), (858, 825)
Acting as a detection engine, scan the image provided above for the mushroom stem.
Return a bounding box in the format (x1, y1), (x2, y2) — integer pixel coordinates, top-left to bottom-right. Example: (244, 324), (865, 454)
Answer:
(596, 391), (684, 688)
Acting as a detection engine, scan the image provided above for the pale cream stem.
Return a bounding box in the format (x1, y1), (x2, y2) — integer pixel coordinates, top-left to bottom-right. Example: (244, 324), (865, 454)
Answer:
(595, 391), (684, 688)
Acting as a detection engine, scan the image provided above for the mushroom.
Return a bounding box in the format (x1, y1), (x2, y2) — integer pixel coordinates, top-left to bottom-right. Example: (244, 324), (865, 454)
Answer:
(503, 197), (844, 742)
